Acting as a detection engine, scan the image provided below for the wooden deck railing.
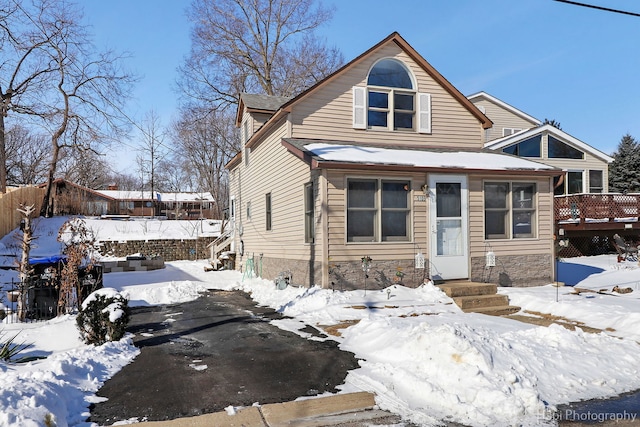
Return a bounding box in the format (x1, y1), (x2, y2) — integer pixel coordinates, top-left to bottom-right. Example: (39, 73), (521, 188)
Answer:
(554, 193), (640, 225)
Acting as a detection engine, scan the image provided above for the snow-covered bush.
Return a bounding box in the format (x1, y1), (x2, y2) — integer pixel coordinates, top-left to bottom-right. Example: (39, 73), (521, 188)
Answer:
(76, 288), (129, 345)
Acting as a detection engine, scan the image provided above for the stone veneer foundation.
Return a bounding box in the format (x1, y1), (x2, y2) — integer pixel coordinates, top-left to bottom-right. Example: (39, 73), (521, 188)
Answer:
(470, 253), (553, 287)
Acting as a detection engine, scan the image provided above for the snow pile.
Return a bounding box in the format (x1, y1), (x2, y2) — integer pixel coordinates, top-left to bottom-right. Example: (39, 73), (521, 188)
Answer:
(0, 218), (639, 426)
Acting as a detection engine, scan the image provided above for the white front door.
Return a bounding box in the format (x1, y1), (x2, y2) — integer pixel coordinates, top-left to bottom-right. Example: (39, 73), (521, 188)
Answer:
(429, 174), (469, 281)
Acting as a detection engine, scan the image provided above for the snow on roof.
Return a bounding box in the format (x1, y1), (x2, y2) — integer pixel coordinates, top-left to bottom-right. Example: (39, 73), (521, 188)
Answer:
(95, 190), (214, 202)
(157, 192), (214, 202)
(303, 142), (557, 171)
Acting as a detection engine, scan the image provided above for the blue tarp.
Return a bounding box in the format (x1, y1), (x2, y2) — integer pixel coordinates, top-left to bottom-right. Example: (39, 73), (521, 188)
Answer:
(29, 255), (67, 265)
(556, 260), (604, 286)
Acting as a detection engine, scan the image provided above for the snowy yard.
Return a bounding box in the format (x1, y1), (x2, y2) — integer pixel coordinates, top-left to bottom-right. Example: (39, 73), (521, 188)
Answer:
(0, 217), (639, 426)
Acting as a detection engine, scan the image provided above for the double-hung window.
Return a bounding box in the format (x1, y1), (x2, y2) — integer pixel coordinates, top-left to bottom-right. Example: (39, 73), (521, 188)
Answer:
(353, 58), (431, 133)
(347, 178), (410, 242)
(484, 182), (536, 239)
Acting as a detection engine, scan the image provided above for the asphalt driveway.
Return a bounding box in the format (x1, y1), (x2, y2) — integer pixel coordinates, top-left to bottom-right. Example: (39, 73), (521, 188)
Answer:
(89, 289), (360, 425)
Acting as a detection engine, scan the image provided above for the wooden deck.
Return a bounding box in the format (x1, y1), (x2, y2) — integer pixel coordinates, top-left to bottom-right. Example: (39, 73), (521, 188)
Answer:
(555, 193), (640, 231)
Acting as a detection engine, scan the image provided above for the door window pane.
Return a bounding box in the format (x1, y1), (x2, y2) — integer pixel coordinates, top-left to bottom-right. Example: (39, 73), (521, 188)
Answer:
(437, 219), (463, 256)
(436, 183), (461, 217)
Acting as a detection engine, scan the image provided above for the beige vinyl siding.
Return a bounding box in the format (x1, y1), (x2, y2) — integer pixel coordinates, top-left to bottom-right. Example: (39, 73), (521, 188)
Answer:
(290, 43), (484, 149)
(236, 121), (318, 263)
(324, 169), (428, 262)
(468, 174), (554, 259)
(539, 134), (609, 192)
(474, 99), (538, 142)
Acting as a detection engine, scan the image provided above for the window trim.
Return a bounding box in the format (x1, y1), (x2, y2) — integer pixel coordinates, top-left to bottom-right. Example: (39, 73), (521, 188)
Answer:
(503, 128), (523, 137)
(484, 181), (538, 240)
(265, 193), (272, 231)
(304, 183), (314, 243)
(352, 57), (431, 134)
(346, 177), (412, 243)
(588, 170), (604, 193)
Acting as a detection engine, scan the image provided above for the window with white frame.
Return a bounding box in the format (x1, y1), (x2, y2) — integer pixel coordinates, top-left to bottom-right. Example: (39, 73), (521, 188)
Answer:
(503, 128), (522, 137)
(347, 178), (410, 242)
(553, 171), (584, 195)
(484, 182), (537, 239)
(353, 58), (431, 133)
(589, 170), (603, 193)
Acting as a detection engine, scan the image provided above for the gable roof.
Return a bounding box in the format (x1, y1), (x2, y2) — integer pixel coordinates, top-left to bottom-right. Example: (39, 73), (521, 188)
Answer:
(235, 93), (292, 126)
(236, 32), (493, 154)
(282, 138), (559, 176)
(484, 124), (614, 163)
(467, 91), (541, 126)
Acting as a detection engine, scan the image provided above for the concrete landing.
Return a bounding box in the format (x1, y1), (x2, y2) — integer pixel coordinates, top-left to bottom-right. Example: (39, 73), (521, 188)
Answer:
(138, 392), (407, 427)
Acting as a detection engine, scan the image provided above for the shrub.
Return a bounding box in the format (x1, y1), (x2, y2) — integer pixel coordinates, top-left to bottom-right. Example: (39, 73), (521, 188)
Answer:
(0, 331), (30, 362)
(76, 288), (130, 345)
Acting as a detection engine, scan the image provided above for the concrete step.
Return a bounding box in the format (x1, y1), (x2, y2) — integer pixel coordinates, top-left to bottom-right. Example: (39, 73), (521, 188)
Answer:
(438, 282), (497, 298)
(453, 294), (510, 310)
(464, 305), (521, 316)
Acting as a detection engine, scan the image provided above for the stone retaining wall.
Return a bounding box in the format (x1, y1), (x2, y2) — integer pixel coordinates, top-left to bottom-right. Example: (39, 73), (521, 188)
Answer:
(101, 257), (165, 273)
(97, 237), (217, 262)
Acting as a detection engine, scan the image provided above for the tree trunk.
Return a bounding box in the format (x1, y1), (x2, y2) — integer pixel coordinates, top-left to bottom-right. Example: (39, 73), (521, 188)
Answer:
(40, 136), (62, 217)
(0, 104), (7, 193)
(17, 205), (35, 322)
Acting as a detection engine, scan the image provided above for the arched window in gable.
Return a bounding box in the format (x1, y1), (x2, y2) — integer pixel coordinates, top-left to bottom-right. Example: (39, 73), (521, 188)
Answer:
(353, 58), (431, 133)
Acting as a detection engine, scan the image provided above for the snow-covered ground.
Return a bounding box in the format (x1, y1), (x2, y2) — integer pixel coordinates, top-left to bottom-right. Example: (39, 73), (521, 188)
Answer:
(0, 217), (639, 427)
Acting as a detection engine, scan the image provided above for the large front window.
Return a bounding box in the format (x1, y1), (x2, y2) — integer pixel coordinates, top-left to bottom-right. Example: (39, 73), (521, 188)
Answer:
(347, 178), (410, 242)
(367, 59), (415, 131)
(484, 182), (537, 239)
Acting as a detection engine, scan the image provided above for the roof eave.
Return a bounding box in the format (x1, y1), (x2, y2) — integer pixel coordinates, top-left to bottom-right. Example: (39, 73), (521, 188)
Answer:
(311, 159), (561, 176)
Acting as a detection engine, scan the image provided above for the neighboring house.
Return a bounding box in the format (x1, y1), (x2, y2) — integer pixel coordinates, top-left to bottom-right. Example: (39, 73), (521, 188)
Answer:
(45, 179), (216, 218)
(95, 189), (215, 218)
(226, 32), (561, 289)
(468, 92), (613, 194)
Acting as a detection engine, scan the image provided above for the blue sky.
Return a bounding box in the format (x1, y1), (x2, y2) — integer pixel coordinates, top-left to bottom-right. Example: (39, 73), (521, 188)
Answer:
(82, 0), (640, 172)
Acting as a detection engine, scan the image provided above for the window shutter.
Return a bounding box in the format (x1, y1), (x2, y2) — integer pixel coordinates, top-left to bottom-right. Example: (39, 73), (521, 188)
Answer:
(352, 86), (366, 129)
(418, 93), (431, 134)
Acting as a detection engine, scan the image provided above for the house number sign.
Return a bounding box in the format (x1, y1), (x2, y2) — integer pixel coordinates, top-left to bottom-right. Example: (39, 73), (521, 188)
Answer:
(415, 195), (427, 202)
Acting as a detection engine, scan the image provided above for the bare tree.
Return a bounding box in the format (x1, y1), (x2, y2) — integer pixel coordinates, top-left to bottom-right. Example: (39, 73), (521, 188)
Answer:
(5, 124), (49, 185)
(57, 147), (113, 189)
(135, 110), (168, 214)
(178, 0), (343, 111)
(0, 0), (135, 211)
(171, 108), (239, 218)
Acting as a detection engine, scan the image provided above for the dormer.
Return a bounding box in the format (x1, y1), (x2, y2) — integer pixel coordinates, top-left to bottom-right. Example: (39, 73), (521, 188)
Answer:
(236, 93), (292, 144)
(353, 58), (431, 133)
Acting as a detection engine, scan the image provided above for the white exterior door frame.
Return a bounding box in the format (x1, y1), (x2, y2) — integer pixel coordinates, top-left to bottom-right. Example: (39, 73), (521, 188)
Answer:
(428, 174), (469, 281)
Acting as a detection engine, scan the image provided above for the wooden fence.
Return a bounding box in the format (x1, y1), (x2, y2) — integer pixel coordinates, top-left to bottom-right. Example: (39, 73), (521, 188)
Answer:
(0, 186), (45, 239)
